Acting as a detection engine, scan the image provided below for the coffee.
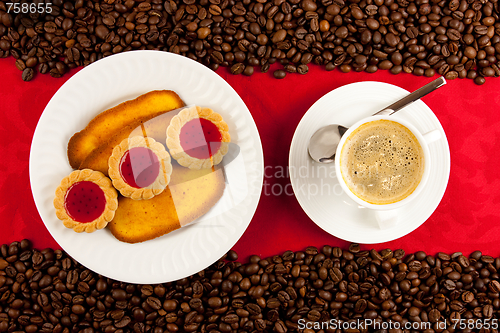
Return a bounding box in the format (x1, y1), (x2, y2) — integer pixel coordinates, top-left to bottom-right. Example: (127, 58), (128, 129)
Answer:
(339, 119), (425, 205)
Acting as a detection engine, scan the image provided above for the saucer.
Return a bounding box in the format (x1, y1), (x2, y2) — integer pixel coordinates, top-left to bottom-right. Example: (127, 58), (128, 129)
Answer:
(289, 81), (450, 244)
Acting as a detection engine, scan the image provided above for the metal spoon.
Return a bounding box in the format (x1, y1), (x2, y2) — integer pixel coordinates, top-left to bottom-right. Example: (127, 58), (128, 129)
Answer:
(308, 76), (447, 164)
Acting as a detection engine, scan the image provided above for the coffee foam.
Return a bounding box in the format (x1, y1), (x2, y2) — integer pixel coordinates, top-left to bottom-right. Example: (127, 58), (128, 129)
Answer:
(339, 119), (425, 205)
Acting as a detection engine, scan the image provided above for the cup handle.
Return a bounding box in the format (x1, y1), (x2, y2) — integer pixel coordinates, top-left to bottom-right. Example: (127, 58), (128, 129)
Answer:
(375, 209), (399, 229)
(422, 129), (441, 144)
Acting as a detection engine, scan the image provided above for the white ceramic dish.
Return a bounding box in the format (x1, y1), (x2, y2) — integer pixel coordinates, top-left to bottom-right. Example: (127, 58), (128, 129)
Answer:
(30, 51), (264, 283)
(289, 81), (450, 243)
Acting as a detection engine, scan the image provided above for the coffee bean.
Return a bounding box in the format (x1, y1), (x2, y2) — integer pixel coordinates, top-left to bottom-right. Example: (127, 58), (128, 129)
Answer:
(230, 63), (245, 75)
(22, 68), (34, 81)
(9, 241), (500, 333)
(297, 64), (309, 74)
(284, 64), (296, 73)
(243, 65), (254, 76)
(2, 0), (496, 82)
(115, 316), (131, 328)
(446, 28), (461, 41)
(438, 63), (450, 75)
(273, 69), (286, 79)
(15, 59), (26, 71)
(49, 68), (62, 78)
(222, 313), (238, 323)
(445, 70), (459, 80)
(272, 30), (287, 44)
(329, 267), (343, 283)
(349, 243), (360, 253)
(146, 297), (161, 310)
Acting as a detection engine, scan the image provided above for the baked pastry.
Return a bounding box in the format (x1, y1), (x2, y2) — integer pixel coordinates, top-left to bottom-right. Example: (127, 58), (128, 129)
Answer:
(107, 162), (225, 243)
(53, 169), (118, 233)
(166, 106), (231, 169)
(68, 90), (184, 169)
(79, 108), (182, 176)
(108, 136), (173, 200)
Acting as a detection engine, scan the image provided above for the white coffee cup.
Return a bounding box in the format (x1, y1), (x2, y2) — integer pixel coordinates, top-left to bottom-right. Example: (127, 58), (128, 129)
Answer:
(334, 115), (441, 229)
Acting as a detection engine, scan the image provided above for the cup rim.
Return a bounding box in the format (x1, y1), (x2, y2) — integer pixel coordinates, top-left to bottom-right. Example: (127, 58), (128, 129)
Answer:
(334, 115), (432, 210)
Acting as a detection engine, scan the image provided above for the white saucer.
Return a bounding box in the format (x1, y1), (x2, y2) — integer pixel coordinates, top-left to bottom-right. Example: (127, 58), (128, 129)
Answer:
(289, 81), (450, 244)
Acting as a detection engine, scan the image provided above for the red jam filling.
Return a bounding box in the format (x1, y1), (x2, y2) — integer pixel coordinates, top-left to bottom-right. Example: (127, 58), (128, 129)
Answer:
(180, 118), (222, 159)
(64, 181), (106, 223)
(119, 147), (160, 188)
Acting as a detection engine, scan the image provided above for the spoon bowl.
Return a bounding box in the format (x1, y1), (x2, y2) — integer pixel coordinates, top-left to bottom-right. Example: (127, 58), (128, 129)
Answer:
(307, 76), (446, 164)
(307, 124), (347, 163)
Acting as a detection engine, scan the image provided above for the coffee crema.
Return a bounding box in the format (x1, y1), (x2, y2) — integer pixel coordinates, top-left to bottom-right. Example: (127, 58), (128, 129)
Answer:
(339, 119), (425, 205)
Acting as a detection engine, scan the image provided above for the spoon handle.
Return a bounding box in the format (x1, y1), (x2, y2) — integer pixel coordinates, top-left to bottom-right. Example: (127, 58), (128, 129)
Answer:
(373, 76), (447, 116)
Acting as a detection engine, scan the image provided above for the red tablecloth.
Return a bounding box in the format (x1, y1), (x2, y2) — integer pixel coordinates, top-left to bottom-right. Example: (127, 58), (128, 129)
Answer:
(1, 56), (499, 262)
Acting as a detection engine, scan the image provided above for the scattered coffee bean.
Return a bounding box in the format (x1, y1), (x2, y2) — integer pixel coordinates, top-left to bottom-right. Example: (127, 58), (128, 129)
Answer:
(15, 59), (26, 71)
(273, 69), (286, 79)
(21, 68), (34, 82)
(0, 0), (497, 83)
(475, 76), (486, 85)
(230, 63), (245, 75)
(243, 65), (254, 76)
(2, 240), (500, 333)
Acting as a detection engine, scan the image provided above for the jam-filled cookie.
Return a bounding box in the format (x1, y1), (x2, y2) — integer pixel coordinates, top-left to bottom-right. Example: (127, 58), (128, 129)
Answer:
(108, 136), (173, 200)
(53, 169), (118, 233)
(166, 106), (230, 169)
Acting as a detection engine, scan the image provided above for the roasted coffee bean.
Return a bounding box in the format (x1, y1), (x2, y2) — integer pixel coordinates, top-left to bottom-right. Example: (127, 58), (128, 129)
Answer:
(230, 63), (245, 75)
(297, 64), (309, 74)
(325, 62), (336, 71)
(15, 59), (26, 71)
(243, 66), (254, 76)
(115, 316), (132, 328)
(210, 51), (224, 64)
(246, 303), (262, 315)
(273, 69), (286, 79)
(22, 68), (34, 81)
(222, 313), (238, 324)
(2, 0), (497, 82)
(349, 243), (360, 253)
(445, 70), (459, 80)
(329, 267), (343, 283)
(254, 318), (266, 330)
(146, 297), (162, 310)
(4, 228), (500, 333)
(284, 64), (297, 73)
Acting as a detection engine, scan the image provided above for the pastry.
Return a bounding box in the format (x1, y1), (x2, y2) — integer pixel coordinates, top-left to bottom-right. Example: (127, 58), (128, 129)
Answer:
(53, 169), (118, 233)
(79, 108), (182, 175)
(107, 162), (225, 243)
(108, 136), (172, 200)
(166, 106), (231, 169)
(66, 90), (228, 243)
(68, 90), (184, 169)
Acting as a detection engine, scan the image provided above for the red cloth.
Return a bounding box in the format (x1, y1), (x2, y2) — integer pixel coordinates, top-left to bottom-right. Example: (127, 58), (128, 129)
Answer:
(1, 56), (499, 261)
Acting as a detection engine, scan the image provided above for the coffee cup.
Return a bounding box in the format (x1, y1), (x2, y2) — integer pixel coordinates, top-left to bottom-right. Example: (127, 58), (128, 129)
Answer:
(334, 115), (441, 229)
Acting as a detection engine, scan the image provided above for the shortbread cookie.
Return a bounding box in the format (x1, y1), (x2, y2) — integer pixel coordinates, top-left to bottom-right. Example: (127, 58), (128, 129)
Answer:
(54, 169), (118, 233)
(166, 106), (230, 169)
(108, 136), (173, 200)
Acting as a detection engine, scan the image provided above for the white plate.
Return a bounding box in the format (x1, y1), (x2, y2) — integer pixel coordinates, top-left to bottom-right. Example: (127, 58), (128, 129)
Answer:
(29, 51), (264, 283)
(289, 81), (450, 244)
